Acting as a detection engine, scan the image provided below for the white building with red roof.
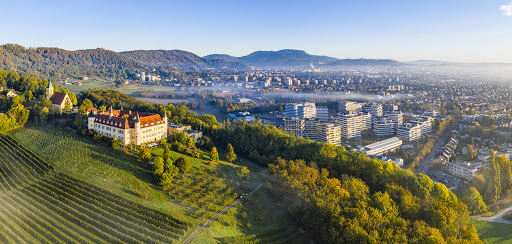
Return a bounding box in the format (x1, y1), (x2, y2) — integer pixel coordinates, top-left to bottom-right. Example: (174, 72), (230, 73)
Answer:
(87, 106), (168, 145)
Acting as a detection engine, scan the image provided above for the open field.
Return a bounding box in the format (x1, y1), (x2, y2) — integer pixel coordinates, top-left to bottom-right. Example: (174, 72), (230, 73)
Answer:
(58, 78), (114, 92)
(117, 84), (182, 96)
(471, 219), (512, 244)
(0, 134), (190, 243)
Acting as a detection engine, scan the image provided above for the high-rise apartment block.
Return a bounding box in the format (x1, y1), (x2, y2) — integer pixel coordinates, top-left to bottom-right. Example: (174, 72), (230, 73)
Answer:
(316, 123), (341, 146)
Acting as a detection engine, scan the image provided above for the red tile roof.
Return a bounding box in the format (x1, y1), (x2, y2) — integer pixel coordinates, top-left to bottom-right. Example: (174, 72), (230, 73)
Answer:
(49, 92), (68, 105)
(94, 110), (165, 129)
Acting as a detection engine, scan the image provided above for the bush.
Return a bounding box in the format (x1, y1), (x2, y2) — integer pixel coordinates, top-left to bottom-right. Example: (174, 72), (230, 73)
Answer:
(191, 149), (204, 159)
(175, 157), (191, 174)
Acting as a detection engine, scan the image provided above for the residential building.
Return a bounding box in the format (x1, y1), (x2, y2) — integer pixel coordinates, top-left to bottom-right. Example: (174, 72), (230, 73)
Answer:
(362, 102), (383, 117)
(397, 116), (432, 141)
(384, 111), (404, 127)
(316, 123), (341, 146)
(338, 101), (363, 113)
(298, 102), (316, 118)
(447, 160), (488, 180)
(373, 117), (395, 137)
(6, 89), (17, 98)
(304, 118), (320, 141)
(337, 112), (371, 139)
(382, 104), (399, 112)
(283, 117), (305, 137)
(315, 106), (329, 121)
(228, 111), (255, 122)
(88, 107), (168, 146)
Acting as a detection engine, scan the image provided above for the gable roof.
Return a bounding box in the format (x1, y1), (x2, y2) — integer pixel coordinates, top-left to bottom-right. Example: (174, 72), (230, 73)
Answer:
(50, 92), (68, 105)
(94, 110), (165, 129)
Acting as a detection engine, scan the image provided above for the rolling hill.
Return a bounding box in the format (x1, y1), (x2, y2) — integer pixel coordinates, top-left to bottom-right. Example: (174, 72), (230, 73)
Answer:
(120, 49), (248, 70)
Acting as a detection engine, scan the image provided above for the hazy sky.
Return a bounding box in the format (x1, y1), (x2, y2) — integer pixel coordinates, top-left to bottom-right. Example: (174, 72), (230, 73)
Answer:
(1, 0), (512, 62)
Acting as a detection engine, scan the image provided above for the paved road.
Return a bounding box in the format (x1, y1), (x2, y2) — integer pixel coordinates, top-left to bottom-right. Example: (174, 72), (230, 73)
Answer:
(416, 133), (450, 174)
(182, 180), (266, 244)
(472, 204), (512, 224)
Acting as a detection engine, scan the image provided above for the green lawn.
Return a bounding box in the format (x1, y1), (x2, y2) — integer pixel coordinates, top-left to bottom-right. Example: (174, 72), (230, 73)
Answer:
(471, 219), (512, 244)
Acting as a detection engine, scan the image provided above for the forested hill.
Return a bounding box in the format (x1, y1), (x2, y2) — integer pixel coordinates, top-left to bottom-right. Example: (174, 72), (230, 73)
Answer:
(0, 44), (143, 80)
(120, 49), (248, 70)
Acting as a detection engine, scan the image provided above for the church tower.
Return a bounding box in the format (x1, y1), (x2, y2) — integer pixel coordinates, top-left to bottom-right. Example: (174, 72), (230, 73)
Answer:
(46, 82), (54, 100)
(135, 112), (141, 145)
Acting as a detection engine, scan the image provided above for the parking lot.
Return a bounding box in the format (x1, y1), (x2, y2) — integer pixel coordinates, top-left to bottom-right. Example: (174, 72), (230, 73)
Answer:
(425, 170), (465, 191)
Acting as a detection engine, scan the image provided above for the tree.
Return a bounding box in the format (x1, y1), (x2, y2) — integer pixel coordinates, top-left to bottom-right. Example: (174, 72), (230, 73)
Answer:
(467, 145), (474, 161)
(99, 105), (107, 112)
(67, 92), (78, 105)
(138, 147), (152, 163)
(191, 149), (203, 159)
(63, 98), (73, 113)
(226, 143), (237, 163)
(81, 98), (94, 109)
(39, 106), (49, 122)
(462, 187), (487, 214)
(210, 147), (219, 162)
(164, 145), (171, 160)
(175, 157), (191, 174)
(237, 166), (250, 179)
(153, 156), (164, 175)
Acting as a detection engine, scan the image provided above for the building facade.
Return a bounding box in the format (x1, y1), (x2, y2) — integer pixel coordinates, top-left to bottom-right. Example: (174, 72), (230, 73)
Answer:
(316, 123), (341, 146)
(283, 117), (305, 137)
(88, 107), (168, 146)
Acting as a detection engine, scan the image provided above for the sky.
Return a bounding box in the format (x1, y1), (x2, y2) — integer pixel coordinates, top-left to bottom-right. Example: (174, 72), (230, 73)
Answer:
(1, 0), (512, 62)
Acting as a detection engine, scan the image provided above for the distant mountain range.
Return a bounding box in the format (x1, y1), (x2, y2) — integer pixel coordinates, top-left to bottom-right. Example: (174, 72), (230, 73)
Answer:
(203, 49), (400, 68)
(1, 44), (509, 80)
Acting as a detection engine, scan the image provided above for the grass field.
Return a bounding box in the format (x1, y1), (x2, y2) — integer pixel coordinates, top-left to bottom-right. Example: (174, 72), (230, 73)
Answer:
(471, 219), (512, 244)
(10, 124), (305, 243)
(0, 134), (190, 243)
(58, 78), (114, 92)
(117, 84), (180, 96)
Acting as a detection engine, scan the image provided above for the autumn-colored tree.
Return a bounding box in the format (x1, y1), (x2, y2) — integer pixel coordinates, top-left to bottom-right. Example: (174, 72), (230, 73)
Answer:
(226, 143), (237, 163)
(210, 147), (219, 162)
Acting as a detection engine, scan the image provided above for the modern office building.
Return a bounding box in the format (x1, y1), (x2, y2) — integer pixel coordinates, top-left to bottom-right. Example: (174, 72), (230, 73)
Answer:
(284, 103), (316, 118)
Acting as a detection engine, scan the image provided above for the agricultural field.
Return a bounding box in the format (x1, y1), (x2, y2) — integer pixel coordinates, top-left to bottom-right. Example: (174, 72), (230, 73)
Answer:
(0, 134), (190, 243)
(58, 78), (114, 92)
(10, 124), (305, 243)
(10, 124), (181, 215)
(471, 219), (512, 244)
(117, 84), (181, 96)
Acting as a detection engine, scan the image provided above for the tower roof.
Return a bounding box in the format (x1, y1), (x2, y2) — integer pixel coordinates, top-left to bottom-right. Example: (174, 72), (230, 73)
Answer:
(88, 109), (96, 117)
(47, 82), (53, 89)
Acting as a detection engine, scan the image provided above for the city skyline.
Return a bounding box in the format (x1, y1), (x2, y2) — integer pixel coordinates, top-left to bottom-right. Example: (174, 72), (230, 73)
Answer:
(2, 0), (512, 63)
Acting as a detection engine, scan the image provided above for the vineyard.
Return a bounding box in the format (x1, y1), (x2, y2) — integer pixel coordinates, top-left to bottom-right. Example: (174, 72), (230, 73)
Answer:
(167, 168), (238, 221)
(0, 134), (191, 243)
(10, 125), (168, 206)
